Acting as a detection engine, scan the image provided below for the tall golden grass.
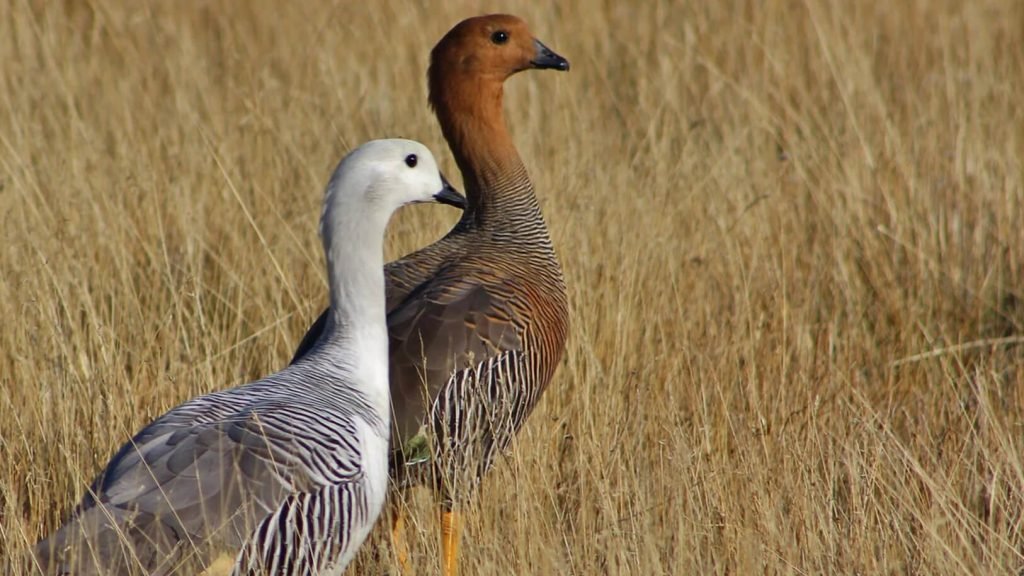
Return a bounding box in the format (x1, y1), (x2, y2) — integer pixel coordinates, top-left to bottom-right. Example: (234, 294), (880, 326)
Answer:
(2, 0), (1023, 573)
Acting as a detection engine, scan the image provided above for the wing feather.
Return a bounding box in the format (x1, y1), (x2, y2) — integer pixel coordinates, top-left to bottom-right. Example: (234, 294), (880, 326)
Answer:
(231, 481), (369, 576)
(36, 390), (365, 574)
(385, 271), (525, 464)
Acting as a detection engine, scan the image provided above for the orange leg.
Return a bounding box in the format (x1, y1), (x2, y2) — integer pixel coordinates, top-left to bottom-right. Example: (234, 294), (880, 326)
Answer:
(440, 508), (462, 576)
(390, 501), (411, 573)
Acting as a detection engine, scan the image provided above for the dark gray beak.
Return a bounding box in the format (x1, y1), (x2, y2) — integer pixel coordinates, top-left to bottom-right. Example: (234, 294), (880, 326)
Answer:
(531, 38), (570, 71)
(433, 173), (466, 209)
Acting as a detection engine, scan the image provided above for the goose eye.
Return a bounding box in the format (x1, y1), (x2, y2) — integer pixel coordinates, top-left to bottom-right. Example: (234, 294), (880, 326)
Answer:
(404, 154), (418, 168)
(490, 30), (509, 45)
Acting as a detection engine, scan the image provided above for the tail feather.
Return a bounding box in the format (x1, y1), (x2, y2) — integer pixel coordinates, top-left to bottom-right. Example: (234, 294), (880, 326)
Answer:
(33, 504), (194, 576)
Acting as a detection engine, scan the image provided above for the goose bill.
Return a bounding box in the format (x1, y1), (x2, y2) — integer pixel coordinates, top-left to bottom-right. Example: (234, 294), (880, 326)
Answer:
(530, 39), (570, 71)
(433, 174), (466, 208)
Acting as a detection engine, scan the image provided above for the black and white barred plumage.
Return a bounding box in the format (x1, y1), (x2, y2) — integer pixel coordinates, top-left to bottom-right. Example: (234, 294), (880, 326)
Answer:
(32, 139), (464, 575)
(291, 21), (571, 512)
(35, 354), (388, 575)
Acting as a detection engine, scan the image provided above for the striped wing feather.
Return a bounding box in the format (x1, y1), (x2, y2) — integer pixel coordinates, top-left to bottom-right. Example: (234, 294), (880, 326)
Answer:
(290, 267), (530, 473)
(38, 395), (364, 575)
(232, 481), (367, 575)
(386, 272), (524, 460)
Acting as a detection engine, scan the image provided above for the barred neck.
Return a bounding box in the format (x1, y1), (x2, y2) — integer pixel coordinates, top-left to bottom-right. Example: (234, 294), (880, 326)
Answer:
(431, 75), (547, 234)
(462, 161), (550, 233)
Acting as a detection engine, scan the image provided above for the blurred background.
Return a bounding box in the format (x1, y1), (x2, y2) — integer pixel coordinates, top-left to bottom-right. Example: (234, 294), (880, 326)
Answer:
(1, 1), (1022, 573)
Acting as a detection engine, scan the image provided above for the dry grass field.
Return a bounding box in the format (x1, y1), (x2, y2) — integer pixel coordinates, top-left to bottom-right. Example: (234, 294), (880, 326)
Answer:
(2, 0), (1023, 573)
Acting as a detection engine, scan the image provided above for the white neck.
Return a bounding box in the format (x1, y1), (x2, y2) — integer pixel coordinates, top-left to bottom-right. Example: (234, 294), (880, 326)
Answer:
(317, 190), (391, 409)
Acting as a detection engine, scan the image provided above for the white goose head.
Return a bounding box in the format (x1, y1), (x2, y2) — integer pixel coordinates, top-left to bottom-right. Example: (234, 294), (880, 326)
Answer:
(321, 139), (463, 243)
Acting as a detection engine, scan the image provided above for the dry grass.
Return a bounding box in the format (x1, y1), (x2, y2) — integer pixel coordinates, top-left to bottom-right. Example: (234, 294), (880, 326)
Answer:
(2, 0), (1023, 573)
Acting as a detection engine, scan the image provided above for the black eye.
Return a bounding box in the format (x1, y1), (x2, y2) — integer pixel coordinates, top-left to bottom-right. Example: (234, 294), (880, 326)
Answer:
(404, 154), (418, 168)
(490, 30), (509, 45)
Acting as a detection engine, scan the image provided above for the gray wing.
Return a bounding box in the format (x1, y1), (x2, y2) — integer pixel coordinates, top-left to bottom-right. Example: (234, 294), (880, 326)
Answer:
(386, 271), (526, 468)
(35, 397), (364, 575)
(231, 481), (370, 575)
(77, 387), (256, 512)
